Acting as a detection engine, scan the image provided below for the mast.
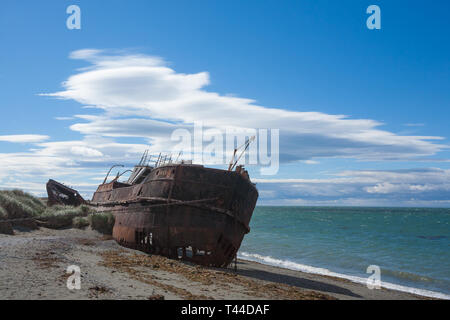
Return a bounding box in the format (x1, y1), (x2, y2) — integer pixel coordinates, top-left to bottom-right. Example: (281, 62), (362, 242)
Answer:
(228, 136), (256, 171)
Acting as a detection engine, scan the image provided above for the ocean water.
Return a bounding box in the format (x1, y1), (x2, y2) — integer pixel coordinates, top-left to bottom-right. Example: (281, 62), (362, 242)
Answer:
(238, 207), (450, 299)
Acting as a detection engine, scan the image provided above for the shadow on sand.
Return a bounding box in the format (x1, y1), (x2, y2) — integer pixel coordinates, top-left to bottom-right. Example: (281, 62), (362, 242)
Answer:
(226, 260), (362, 299)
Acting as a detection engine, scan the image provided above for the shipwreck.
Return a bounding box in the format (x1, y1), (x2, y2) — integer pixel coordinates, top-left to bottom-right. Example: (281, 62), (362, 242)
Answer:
(47, 140), (259, 267)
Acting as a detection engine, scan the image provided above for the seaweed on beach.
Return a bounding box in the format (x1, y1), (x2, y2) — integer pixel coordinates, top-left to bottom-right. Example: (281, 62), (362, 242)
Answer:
(100, 250), (213, 300)
(32, 248), (64, 269)
(99, 250), (335, 300)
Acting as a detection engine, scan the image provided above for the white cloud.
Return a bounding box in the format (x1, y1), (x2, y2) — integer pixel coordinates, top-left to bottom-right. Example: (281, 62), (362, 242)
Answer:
(0, 135), (49, 143)
(256, 168), (450, 206)
(0, 49), (448, 206)
(40, 49), (446, 162)
(365, 182), (400, 194)
(303, 160), (319, 165)
(70, 146), (104, 158)
(35, 137), (149, 161)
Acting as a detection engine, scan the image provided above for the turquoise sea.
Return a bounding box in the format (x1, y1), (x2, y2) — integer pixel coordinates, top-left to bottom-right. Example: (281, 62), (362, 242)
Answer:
(238, 207), (450, 299)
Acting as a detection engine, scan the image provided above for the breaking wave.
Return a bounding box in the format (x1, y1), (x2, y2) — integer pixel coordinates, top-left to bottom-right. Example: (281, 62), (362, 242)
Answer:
(238, 252), (450, 300)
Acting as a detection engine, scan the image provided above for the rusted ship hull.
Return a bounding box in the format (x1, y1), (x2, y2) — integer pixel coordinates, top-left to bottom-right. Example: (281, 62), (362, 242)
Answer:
(91, 164), (258, 267)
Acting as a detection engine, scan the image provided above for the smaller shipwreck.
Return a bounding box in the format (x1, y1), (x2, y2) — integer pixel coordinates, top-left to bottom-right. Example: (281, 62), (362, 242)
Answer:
(46, 179), (85, 207)
(47, 140), (259, 267)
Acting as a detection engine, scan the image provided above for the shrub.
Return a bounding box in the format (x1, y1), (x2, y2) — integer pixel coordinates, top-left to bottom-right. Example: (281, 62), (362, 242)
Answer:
(72, 216), (90, 229)
(89, 213), (115, 235)
(38, 205), (93, 229)
(79, 205), (92, 216)
(0, 206), (14, 235)
(0, 221), (14, 235)
(0, 206), (7, 220)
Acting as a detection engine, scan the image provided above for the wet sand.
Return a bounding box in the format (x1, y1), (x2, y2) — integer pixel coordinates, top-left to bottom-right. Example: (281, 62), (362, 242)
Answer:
(0, 227), (425, 300)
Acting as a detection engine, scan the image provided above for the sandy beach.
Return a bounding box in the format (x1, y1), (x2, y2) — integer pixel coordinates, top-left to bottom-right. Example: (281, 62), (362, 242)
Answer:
(0, 227), (425, 300)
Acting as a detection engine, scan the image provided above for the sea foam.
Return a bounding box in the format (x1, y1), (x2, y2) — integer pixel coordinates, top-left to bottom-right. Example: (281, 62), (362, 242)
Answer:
(238, 252), (450, 300)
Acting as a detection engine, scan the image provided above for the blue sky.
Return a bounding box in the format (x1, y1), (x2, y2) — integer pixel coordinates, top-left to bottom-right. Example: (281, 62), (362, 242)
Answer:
(0, 0), (449, 206)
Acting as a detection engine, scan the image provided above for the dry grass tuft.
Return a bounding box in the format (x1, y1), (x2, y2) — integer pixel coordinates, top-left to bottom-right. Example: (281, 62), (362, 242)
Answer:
(0, 190), (45, 220)
(38, 205), (93, 229)
(0, 190), (98, 234)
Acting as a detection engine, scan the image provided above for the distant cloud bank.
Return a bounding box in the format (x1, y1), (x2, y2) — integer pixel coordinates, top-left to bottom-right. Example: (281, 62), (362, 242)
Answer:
(255, 168), (450, 207)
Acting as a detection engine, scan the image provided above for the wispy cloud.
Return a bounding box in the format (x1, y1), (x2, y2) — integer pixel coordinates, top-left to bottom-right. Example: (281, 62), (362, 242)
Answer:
(303, 160), (319, 165)
(0, 49), (448, 206)
(40, 49), (446, 162)
(404, 123), (425, 127)
(0, 135), (50, 143)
